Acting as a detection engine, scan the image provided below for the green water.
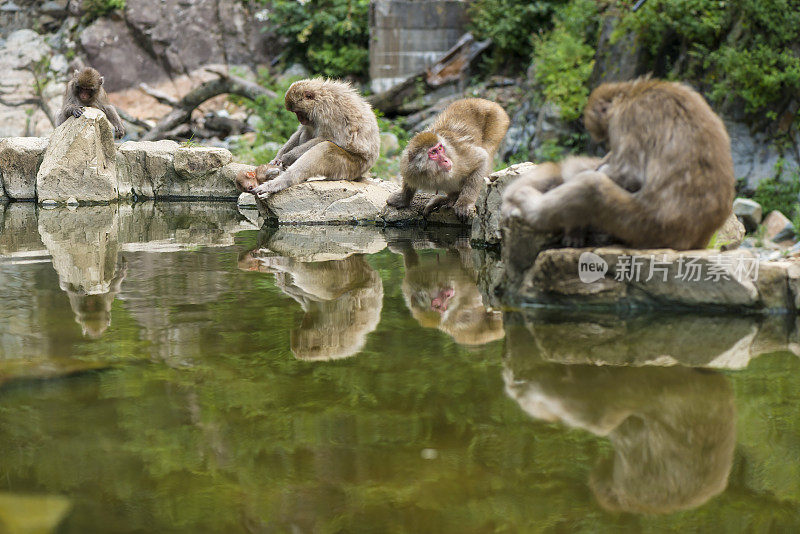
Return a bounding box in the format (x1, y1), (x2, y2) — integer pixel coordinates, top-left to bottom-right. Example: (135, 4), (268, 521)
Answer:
(1, 202), (800, 533)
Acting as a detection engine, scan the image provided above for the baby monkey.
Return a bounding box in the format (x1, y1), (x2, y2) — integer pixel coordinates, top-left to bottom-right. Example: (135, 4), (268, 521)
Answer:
(57, 67), (125, 139)
(387, 98), (510, 221)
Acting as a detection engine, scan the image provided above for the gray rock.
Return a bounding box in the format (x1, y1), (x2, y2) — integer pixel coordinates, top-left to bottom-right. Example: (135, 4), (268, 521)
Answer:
(40, 1), (67, 17)
(0, 136), (48, 200)
(36, 107), (117, 203)
(263, 178), (398, 224)
(712, 212), (745, 250)
(471, 162), (536, 246)
(379, 189), (468, 226)
(0, 2), (20, 12)
(167, 147), (237, 199)
(732, 197), (762, 232)
(762, 210), (796, 244)
(80, 18), (170, 91)
(116, 140), (180, 199)
(278, 63), (310, 81)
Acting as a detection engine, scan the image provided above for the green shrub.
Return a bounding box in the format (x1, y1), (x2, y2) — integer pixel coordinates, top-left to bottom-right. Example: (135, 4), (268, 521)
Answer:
(617, 0), (800, 121)
(82, 0), (125, 18)
(752, 173), (800, 218)
(261, 0), (370, 79)
(531, 0), (599, 121)
(469, 0), (563, 68)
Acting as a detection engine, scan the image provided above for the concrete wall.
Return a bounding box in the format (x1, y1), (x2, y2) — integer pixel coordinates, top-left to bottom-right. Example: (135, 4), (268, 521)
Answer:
(369, 0), (470, 93)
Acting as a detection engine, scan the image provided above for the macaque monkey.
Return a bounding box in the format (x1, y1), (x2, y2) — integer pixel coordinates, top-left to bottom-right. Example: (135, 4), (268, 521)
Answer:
(501, 78), (735, 250)
(57, 67), (125, 139)
(235, 164), (282, 194)
(251, 78), (380, 199)
(386, 98), (510, 221)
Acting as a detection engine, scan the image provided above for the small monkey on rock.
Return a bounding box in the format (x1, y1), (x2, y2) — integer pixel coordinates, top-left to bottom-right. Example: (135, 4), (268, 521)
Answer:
(386, 98), (510, 221)
(247, 78), (380, 198)
(501, 78), (735, 250)
(57, 67), (125, 139)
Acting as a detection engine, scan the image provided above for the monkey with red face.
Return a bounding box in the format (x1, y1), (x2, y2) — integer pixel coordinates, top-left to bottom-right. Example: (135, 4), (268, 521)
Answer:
(386, 98), (510, 221)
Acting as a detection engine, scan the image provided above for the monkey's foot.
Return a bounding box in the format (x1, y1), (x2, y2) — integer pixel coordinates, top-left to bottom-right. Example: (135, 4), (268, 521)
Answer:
(386, 191), (412, 208)
(72, 107), (85, 119)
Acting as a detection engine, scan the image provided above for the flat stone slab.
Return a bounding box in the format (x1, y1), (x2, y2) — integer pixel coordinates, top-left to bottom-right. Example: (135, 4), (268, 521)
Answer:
(379, 190), (469, 227)
(490, 244), (799, 312)
(259, 178), (398, 224)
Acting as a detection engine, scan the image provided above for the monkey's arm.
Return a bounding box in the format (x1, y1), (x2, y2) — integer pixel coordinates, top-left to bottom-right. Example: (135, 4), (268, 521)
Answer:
(99, 104), (125, 139)
(56, 104), (82, 126)
(452, 151), (492, 220)
(273, 126), (313, 163)
(279, 137), (325, 167)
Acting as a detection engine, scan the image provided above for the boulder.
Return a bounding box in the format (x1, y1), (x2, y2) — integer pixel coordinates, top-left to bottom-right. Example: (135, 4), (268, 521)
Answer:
(471, 162), (536, 245)
(0, 136), (48, 200)
(762, 210), (796, 245)
(264, 178), (398, 224)
(169, 146), (237, 199)
(379, 190), (468, 226)
(36, 107), (117, 203)
(711, 212), (746, 250)
(502, 245), (795, 312)
(116, 140), (180, 199)
(380, 132), (401, 156)
(732, 197), (762, 232)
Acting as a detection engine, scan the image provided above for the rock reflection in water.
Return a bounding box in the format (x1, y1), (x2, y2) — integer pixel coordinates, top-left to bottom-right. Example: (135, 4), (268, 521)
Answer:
(38, 206), (127, 338)
(240, 227), (384, 361)
(504, 320), (737, 514)
(391, 235), (503, 346)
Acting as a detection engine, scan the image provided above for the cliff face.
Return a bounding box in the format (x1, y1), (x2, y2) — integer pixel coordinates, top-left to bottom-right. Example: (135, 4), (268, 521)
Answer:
(0, 0), (277, 91)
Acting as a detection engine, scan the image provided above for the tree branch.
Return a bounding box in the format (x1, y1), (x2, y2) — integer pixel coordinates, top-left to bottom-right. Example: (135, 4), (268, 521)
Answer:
(141, 69), (278, 141)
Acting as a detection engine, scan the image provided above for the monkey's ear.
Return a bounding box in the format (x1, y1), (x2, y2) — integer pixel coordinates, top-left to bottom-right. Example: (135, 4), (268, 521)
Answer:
(99, 76), (105, 86)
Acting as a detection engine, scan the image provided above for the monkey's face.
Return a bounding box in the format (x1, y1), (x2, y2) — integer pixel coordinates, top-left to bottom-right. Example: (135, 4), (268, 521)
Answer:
(76, 84), (97, 105)
(430, 287), (455, 313)
(427, 142), (452, 172)
(285, 83), (316, 126)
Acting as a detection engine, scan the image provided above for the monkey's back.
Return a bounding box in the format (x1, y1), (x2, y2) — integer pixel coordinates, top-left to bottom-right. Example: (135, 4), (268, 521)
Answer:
(432, 98), (510, 156)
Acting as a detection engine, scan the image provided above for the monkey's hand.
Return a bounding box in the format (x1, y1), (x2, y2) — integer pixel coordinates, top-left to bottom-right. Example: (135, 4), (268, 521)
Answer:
(115, 126), (125, 139)
(72, 107), (85, 119)
(268, 158), (286, 170)
(253, 177), (291, 199)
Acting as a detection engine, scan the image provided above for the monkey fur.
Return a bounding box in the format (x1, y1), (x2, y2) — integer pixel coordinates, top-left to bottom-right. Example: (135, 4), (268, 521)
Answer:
(386, 98), (510, 221)
(57, 67), (125, 139)
(502, 78), (735, 250)
(252, 78), (380, 199)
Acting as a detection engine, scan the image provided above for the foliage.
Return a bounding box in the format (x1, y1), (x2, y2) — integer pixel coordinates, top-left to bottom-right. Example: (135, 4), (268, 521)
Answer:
(751, 170), (800, 219)
(531, 0), (599, 122)
(82, 0), (125, 18)
(468, 0), (563, 68)
(617, 0), (800, 121)
(260, 0), (370, 79)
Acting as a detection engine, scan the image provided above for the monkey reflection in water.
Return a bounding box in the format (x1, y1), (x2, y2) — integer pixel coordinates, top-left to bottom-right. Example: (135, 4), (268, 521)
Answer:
(504, 357), (735, 514)
(239, 252), (383, 360)
(61, 258), (128, 338)
(395, 243), (503, 346)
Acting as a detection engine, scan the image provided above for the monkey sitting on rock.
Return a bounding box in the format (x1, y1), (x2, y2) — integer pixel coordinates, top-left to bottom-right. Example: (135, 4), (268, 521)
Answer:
(386, 98), (510, 221)
(56, 67), (125, 139)
(236, 78), (381, 197)
(501, 78), (735, 250)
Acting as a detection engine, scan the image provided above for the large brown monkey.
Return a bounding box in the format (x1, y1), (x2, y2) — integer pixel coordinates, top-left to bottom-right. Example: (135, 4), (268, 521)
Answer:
(56, 67), (125, 139)
(501, 78), (735, 250)
(250, 78), (380, 198)
(386, 98), (510, 221)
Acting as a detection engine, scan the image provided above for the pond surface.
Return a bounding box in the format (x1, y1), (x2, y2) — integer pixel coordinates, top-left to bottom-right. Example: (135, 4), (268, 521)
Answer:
(0, 202), (799, 533)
